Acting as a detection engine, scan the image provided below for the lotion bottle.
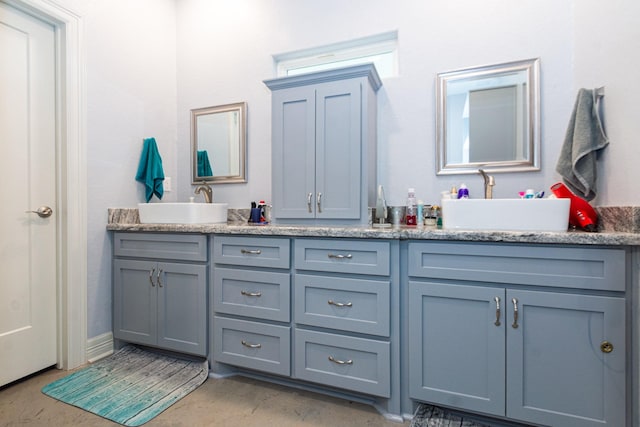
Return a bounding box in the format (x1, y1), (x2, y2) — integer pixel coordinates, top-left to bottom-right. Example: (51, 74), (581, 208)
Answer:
(405, 188), (417, 226)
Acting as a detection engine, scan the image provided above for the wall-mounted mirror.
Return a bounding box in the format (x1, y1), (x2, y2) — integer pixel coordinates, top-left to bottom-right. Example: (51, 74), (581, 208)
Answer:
(191, 102), (247, 184)
(436, 58), (540, 175)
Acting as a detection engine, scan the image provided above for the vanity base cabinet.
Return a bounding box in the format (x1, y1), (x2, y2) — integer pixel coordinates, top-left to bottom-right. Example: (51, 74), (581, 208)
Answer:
(112, 232), (208, 357)
(211, 235), (292, 377)
(211, 235), (400, 418)
(407, 241), (628, 427)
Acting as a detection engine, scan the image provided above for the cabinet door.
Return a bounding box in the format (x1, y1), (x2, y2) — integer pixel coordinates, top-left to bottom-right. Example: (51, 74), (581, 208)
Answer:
(315, 80), (361, 219)
(506, 290), (626, 427)
(272, 86), (316, 219)
(408, 281), (505, 416)
(113, 259), (156, 346)
(156, 262), (207, 356)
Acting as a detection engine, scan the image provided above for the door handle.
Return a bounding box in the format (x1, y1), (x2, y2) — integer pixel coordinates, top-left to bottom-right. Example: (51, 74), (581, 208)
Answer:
(26, 206), (53, 218)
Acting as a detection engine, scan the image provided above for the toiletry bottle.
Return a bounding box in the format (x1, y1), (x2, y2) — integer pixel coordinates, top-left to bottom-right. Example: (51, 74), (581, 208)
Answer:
(405, 188), (417, 226)
(417, 200), (424, 227)
(457, 184), (469, 199)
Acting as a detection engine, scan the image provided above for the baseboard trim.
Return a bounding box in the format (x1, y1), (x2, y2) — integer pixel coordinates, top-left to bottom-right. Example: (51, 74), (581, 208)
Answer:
(86, 332), (114, 363)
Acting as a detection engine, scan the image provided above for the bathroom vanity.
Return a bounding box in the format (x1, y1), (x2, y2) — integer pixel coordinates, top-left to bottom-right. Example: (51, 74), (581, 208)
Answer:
(112, 232), (208, 357)
(108, 217), (638, 426)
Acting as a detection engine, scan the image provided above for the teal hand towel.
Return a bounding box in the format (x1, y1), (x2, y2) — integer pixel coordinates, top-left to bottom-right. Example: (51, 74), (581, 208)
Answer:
(135, 137), (165, 202)
(197, 150), (213, 177)
(555, 88), (609, 201)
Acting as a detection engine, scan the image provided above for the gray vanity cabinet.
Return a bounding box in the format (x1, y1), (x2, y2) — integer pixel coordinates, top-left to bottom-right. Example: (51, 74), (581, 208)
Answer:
(212, 236), (292, 376)
(265, 64), (381, 225)
(112, 232), (208, 357)
(407, 241), (627, 427)
(293, 238), (393, 398)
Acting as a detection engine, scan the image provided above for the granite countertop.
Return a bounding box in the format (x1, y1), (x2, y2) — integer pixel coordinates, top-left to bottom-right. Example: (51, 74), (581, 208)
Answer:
(107, 208), (640, 246)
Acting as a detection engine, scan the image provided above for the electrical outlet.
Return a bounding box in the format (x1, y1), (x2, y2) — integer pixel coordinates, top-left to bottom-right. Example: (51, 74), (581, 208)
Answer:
(164, 177), (172, 192)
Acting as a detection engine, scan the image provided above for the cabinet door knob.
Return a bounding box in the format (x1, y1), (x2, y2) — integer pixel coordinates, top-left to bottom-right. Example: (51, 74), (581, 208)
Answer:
(307, 192), (313, 213)
(511, 298), (519, 329)
(600, 341), (614, 353)
(157, 269), (163, 287)
(316, 192), (323, 213)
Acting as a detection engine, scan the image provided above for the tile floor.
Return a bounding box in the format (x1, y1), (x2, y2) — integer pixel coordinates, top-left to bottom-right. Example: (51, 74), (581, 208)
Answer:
(0, 367), (410, 427)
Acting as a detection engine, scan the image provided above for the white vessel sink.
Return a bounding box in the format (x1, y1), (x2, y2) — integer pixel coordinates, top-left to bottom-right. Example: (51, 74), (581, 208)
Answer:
(442, 198), (570, 232)
(138, 202), (228, 224)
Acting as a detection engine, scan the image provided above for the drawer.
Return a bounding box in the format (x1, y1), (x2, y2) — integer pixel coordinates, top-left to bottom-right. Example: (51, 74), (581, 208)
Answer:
(213, 316), (290, 376)
(408, 241), (626, 292)
(213, 268), (291, 322)
(294, 274), (389, 336)
(294, 239), (390, 276)
(114, 232), (207, 262)
(293, 329), (390, 398)
(213, 236), (290, 269)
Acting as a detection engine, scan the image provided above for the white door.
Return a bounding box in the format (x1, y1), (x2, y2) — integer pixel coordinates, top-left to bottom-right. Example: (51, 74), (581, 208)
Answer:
(0, 1), (57, 387)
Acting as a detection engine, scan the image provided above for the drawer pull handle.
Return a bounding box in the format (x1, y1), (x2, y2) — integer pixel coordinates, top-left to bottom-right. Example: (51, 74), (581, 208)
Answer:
(327, 253), (352, 260)
(494, 296), (501, 326)
(241, 340), (262, 349)
(328, 356), (353, 365)
(157, 269), (163, 287)
(240, 249), (262, 255)
(241, 290), (262, 297)
(328, 300), (352, 308)
(512, 298), (519, 329)
(307, 192), (313, 213)
(317, 192), (322, 213)
(149, 268), (156, 287)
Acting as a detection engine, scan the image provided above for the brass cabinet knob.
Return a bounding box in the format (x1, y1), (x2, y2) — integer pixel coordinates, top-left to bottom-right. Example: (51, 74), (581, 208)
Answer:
(600, 341), (614, 353)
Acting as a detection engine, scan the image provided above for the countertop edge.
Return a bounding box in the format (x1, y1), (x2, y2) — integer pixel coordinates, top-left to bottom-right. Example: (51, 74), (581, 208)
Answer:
(105, 223), (640, 246)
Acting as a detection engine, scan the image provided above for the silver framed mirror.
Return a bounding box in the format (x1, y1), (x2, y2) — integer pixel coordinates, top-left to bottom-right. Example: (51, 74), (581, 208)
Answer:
(436, 58), (540, 175)
(191, 102), (247, 184)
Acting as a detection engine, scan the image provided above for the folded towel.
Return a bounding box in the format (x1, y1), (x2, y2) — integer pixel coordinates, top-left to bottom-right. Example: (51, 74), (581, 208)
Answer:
(197, 150), (213, 177)
(135, 137), (165, 202)
(555, 88), (609, 201)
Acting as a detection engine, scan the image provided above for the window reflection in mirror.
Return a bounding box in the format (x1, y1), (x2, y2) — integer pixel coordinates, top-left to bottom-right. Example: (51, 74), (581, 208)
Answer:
(436, 58), (540, 175)
(191, 102), (247, 184)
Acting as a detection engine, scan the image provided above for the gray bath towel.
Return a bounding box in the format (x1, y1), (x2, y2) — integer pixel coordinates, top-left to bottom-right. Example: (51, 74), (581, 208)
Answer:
(555, 88), (609, 201)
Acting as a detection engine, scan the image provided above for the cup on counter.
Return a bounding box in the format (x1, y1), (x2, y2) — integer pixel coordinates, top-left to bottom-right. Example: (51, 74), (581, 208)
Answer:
(249, 207), (262, 223)
(389, 206), (406, 227)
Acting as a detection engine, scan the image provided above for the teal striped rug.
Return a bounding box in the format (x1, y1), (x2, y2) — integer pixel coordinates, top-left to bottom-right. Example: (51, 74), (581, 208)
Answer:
(42, 345), (208, 426)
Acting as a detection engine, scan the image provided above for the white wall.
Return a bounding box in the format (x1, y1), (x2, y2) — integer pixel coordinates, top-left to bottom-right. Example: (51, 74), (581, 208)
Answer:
(573, 0), (640, 206)
(175, 0), (640, 208)
(56, 0), (178, 338)
(51, 0), (639, 339)
(176, 0), (578, 207)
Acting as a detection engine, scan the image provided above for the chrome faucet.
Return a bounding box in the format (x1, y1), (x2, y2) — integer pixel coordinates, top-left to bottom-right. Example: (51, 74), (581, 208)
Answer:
(194, 182), (213, 203)
(478, 169), (495, 199)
